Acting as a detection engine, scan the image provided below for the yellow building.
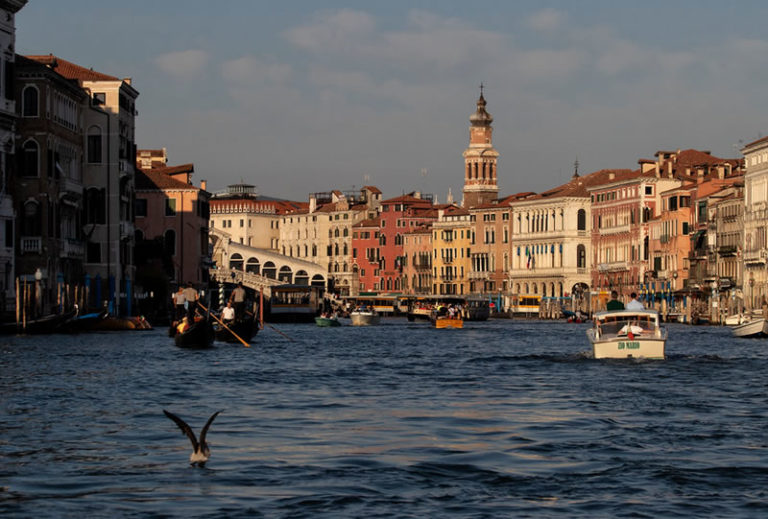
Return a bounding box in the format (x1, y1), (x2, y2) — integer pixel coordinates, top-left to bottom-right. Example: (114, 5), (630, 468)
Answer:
(432, 206), (472, 295)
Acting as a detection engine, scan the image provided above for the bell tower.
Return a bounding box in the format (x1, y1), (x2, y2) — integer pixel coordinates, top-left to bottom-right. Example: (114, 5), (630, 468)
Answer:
(462, 85), (499, 208)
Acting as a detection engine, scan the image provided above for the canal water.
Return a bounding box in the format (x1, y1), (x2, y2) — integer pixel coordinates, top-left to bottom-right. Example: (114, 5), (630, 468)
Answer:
(1, 319), (767, 518)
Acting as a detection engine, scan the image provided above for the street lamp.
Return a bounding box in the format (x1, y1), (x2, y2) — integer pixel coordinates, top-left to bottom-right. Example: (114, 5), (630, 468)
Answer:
(749, 273), (755, 312)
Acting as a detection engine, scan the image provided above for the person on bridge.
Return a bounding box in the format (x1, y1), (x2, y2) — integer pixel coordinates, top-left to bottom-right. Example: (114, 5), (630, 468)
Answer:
(230, 282), (247, 319)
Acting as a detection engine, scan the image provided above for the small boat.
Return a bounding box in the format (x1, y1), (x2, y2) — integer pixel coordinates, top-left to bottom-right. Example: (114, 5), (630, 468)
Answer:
(0, 308), (78, 335)
(431, 315), (463, 329)
(173, 318), (215, 348)
(61, 309), (109, 333)
(215, 314), (258, 343)
(91, 315), (153, 331)
(349, 308), (380, 326)
(586, 309), (666, 359)
(315, 315), (341, 327)
(730, 317), (768, 338)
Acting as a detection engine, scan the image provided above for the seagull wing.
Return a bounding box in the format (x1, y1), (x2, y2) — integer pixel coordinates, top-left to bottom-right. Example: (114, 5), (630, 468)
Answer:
(163, 409), (199, 452)
(199, 410), (222, 450)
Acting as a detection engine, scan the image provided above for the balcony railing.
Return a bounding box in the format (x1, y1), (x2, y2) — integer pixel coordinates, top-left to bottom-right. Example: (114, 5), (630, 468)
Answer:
(600, 224), (631, 235)
(61, 239), (85, 258)
(20, 236), (42, 254)
(468, 271), (490, 280)
(597, 261), (629, 272)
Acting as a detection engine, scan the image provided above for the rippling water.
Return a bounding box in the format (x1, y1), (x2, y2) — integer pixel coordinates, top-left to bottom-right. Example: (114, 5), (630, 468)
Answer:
(2, 319), (768, 518)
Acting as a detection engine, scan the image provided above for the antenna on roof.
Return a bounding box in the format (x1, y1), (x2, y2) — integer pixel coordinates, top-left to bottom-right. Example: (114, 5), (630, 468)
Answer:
(573, 157), (580, 178)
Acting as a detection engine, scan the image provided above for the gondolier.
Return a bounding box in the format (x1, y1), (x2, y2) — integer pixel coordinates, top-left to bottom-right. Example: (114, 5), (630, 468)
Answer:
(183, 282), (199, 321)
(230, 282), (246, 319)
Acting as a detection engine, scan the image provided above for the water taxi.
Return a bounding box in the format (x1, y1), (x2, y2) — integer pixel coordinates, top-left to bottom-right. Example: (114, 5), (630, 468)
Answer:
(586, 309), (666, 359)
(349, 308), (381, 326)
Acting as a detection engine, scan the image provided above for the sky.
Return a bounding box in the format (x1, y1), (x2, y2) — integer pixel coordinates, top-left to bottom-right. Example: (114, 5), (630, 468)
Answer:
(17, 1), (768, 202)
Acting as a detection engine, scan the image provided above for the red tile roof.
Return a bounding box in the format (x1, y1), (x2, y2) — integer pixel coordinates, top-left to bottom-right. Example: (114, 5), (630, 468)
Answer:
(25, 54), (120, 81)
(135, 168), (196, 191)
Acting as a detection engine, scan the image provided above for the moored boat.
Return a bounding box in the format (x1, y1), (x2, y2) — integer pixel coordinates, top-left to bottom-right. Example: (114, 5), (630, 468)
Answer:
(730, 317), (768, 338)
(0, 308), (78, 335)
(91, 315), (152, 331)
(173, 318), (215, 348)
(586, 309), (666, 359)
(349, 308), (380, 326)
(60, 309), (109, 333)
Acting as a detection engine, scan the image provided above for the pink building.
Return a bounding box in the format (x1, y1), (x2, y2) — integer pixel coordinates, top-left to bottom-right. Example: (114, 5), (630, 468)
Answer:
(134, 163), (210, 291)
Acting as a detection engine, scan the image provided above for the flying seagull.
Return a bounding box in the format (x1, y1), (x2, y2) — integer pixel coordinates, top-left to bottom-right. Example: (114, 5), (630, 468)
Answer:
(163, 409), (222, 466)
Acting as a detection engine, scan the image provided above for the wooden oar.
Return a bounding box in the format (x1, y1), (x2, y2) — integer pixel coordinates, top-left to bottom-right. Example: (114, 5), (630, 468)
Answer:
(197, 302), (250, 347)
(265, 322), (294, 342)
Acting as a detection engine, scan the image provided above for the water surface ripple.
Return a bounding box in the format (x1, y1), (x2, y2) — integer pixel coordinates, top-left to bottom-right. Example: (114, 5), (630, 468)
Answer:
(2, 319), (767, 517)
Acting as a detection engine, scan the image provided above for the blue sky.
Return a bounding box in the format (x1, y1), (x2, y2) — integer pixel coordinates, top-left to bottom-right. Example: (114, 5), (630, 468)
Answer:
(17, 1), (768, 202)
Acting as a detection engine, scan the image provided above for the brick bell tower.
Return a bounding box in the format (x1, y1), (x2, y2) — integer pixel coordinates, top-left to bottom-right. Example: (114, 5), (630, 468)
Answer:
(462, 85), (499, 208)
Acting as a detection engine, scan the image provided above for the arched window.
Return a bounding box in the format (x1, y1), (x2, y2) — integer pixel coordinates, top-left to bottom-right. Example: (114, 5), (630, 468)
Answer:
(21, 140), (39, 177)
(577, 209), (586, 231)
(380, 234), (386, 246)
(334, 228), (340, 238)
(262, 261), (276, 279)
(84, 187), (106, 224)
(343, 243), (348, 255)
(164, 229), (176, 256)
(395, 233), (403, 245)
(246, 257), (260, 274)
(577, 244), (586, 268)
(21, 200), (41, 235)
(278, 266), (292, 283)
(334, 243), (339, 255)
(22, 85), (39, 117)
(343, 228), (349, 237)
(87, 126), (103, 163)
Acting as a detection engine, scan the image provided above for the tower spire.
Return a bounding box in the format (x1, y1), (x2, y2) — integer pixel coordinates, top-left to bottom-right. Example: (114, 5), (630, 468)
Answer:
(462, 88), (499, 208)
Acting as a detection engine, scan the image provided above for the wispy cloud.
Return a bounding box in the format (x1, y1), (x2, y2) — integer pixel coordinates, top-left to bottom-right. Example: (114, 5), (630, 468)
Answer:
(527, 8), (567, 32)
(153, 49), (210, 78)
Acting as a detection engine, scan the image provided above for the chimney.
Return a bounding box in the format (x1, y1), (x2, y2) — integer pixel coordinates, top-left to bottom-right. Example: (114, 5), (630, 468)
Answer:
(609, 172), (615, 180)
(697, 168), (704, 184)
(717, 165), (725, 179)
(639, 159), (655, 174)
(309, 194), (317, 214)
(667, 161), (673, 178)
(200, 180), (207, 191)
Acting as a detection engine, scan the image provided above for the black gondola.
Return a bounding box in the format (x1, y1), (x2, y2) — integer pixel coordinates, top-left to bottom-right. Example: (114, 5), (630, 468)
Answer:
(60, 309), (109, 333)
(0, 308), (78, 335)
(214, 314), (258, 343)
(173, 318), (215, 349)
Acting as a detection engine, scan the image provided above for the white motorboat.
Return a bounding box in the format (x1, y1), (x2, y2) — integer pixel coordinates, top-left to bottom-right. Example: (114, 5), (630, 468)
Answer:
(586, 309), (667, 360)
(730, 317), (768, 338)
(350, 308), (381, 326)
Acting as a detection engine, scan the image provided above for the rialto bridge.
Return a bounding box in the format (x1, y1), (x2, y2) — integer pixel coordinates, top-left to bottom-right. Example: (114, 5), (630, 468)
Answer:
(209, 230), (328, 296)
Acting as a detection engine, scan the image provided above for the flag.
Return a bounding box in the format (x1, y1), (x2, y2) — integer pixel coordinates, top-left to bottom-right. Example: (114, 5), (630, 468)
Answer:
(526, 246), (531, 269)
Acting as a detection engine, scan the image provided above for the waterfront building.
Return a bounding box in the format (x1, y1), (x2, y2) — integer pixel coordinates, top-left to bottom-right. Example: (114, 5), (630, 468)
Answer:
(468, 200), (513, 295)
(401, 223), (433, 295)
(706, 184), (745, 318)
(351, 217), (380, 292)
(134, 162), (211, 290)
(741, 135), (768, 310)
(462, 88), (499, 209)
(648, 183), (693, 296)
(279, 187), (381, 296)
(508, 171), (596, 308)
(209, 182), (303, 252)
(27, 54), (139, 315)
(377, 193), (436, 293)
(0, 0), (25, 316)
(588, 166), (675, 306)
(14, 54), (87, 314)
(432, 205), (472, 295)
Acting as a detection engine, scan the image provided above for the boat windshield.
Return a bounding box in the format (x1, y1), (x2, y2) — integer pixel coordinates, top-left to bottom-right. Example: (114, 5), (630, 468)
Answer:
(597, 314), (657, 337)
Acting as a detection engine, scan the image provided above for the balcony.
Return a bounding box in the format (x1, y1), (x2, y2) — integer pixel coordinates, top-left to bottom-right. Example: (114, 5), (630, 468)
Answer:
(20, 236), (42, 254)
(468, 271), (490, 280)
(597, 261), (629, 272)
(119, 221), (134, 238)
(61, 239), (85, 258)
(600, 224), (631, 235)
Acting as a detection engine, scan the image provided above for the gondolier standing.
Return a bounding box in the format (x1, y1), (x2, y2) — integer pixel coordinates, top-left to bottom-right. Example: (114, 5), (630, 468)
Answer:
(183, 282), (199, 321)
(172, 286), (186, 321)
(230, 282), (246, 319)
